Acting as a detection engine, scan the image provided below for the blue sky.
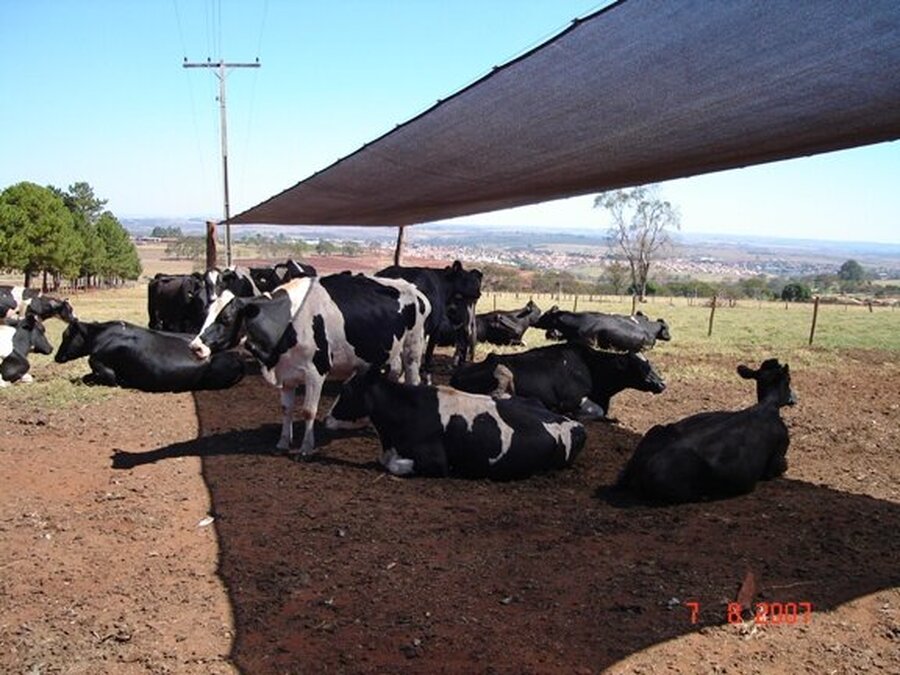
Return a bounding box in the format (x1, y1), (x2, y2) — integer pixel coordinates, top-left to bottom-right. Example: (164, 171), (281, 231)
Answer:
(2, 0), (898, 244)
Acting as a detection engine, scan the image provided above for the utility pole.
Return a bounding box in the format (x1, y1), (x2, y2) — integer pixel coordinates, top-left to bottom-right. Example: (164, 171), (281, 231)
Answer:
(183, 58), (260, 267)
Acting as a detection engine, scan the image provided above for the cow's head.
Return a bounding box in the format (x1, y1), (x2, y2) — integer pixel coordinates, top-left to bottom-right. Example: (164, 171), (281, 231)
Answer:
(325, 366), (386, 430)
(20, 314), (53, 356)
(737, 359), (796, 407)
(519, 300), (542, 325)
(55, 319), (90, 362)
(190, 291), (245, 360)
(653, 318), (671, 341)
(444, 261), (483, 330)
(23, 296), (76, 323)
(618, 352), (666, 394)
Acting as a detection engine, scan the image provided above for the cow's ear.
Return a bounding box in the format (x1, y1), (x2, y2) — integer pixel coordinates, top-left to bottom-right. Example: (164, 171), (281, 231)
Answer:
(451, 260), (463, 272)
(243, 303), (260, 320)
(737, 364), (757, 380)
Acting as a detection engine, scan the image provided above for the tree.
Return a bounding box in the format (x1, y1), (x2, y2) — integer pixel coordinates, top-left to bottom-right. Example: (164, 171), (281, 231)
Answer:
(781, 281), (812, 302)
(838, 259), (865, 282)
(96, 211), (141, 283)
(604, 261), (628, 295)
(0, 181), (83, 288)
(594, 184), (680, 301)
(150, 225), (183, 239)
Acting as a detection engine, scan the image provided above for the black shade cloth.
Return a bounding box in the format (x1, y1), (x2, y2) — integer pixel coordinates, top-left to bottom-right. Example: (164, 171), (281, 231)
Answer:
(232, 0), (900, 226)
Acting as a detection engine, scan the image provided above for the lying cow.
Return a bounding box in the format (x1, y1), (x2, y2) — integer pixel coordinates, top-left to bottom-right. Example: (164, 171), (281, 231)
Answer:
(376, 260), (482, 374)
(450, 342), (665, 421)
(0, 315), (53, 386)
(535, 307), (670, 352)
(616, 359), (796, 503)
(475, 300), (542, 346)
(1, 285), (76, 322)
(55, 319), (245, 392)
(190, 273), (430, 456)
(327, 367), (585, 480)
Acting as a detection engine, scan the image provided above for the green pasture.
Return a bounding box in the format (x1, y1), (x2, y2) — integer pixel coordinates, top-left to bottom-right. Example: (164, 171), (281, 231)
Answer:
(4, 284), (899, 408)
(475, 292), (900, 381)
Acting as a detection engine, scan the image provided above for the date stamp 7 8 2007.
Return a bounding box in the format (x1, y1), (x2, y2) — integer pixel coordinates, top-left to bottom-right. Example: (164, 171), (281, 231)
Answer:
(685, 601), (814, 625)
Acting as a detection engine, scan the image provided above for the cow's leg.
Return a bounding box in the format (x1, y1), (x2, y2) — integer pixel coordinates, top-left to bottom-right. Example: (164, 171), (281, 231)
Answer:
(490, 364), (515, 398)
(578, 397), (608, 421)
(380, 448), (414, 476)
(292, 375), (324, 459)
(276, 386), (297, 452)
(85, 356), (118, 386)
(421, 335), (437, 385)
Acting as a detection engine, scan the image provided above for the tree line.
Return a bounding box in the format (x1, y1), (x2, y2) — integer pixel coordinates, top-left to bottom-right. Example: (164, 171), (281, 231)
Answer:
(0, 181), (141, 291)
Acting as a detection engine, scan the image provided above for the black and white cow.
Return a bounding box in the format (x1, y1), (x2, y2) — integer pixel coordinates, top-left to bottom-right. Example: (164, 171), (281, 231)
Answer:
(535, 307), (671, 352)
(0, 285), (76, 322)
(328, 366), (586, 480)
(147, 271), (219, 333)
(54, 319), (245, 392)
(248, 259), (317, 293)
(189, 273), (431, 456)
(475, 300), (542, 346)
(0, 315), (54, 386)
(450, 342), (666, 421)
(376, 261), (483, 374)
(616, 359), (796, 503)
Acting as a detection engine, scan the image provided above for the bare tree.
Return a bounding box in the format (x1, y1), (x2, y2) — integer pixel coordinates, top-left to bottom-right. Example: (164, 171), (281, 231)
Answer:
(594, 185), (680, 302)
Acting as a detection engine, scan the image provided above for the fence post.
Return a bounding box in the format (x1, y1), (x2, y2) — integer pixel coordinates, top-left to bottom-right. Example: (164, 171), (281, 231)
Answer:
(573, 295), (579, 312)
(808, 295), (820, 346)
(708, 295), (717, 337)
(493, 294), (497, 311)
(631, 295), (637, 315)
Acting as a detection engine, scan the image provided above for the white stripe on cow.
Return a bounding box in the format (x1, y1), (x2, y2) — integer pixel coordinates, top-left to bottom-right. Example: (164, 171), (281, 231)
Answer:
(435, 386), (514, 465)
(541, 419), (581, 462)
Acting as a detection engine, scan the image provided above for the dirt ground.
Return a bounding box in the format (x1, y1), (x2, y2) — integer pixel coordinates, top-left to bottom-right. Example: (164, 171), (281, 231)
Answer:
(2, 337), (899, 674)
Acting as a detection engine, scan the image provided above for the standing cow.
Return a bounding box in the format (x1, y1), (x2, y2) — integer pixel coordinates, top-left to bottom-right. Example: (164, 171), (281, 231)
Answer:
(190, 273), (431, 456)
(328, 366), (586, 480)
(376, 260), (482, 375)
(616, 359), (796, 503)
(147, 271), (220, 333)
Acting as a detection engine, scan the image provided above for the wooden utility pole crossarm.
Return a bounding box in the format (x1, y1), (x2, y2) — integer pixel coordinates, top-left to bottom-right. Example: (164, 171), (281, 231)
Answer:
(183, 58), (260, 267)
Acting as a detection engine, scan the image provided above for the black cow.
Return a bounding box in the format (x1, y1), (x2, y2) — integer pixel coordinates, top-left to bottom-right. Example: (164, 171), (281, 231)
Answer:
(189, 273), (431, 456)
(616, 359), (797, 503)
(0, 315), (53, 386)
(376, 260), (483, 374)
(535, 307), (671, 352)
(147, 272), (219, 333)
(55, 319), (245, 392)
(450, 342), (665, 421)
(328, 366), (586, 480)
(0, 285), (76, 322)
(475, 300), (542, 346)
(247, 259), (317, 293)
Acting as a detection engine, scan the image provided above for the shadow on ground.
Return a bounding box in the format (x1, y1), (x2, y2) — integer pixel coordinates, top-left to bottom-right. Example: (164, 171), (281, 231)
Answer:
(112, 368), (900, 673)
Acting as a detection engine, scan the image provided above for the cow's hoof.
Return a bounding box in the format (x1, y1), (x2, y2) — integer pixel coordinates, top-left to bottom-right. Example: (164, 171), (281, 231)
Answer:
(287, 448), (319, 462)
(19, 373), (34, 384)
(385, 457), (414, 476)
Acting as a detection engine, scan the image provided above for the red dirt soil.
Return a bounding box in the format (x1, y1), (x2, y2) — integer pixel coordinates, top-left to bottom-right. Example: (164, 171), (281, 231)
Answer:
(2, 343), (899, 674)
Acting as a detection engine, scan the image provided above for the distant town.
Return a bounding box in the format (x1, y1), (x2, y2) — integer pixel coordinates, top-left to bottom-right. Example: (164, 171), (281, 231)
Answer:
(124, 217), (900, 282)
